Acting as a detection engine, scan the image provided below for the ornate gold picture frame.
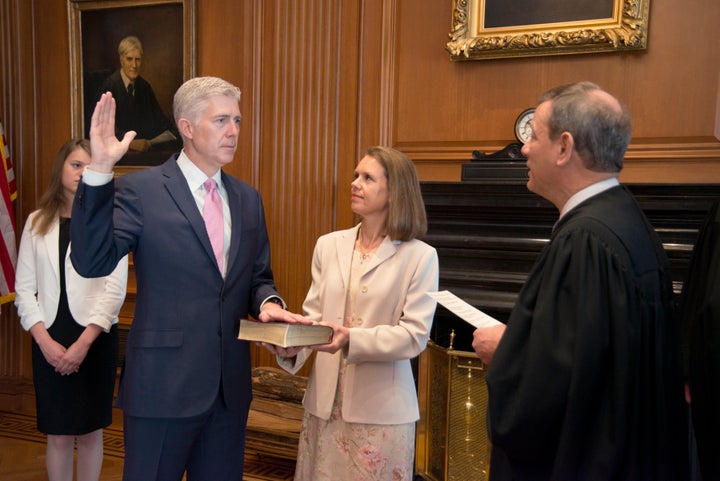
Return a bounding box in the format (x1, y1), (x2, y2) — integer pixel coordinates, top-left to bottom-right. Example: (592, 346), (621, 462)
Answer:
(68, 0), (196, 168)
(447, 0), (650, 61)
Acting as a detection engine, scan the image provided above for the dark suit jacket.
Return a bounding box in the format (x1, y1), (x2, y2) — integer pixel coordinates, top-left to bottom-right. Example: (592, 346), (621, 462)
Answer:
(97, 70), (176, 141)
(71, 156), (280, 418)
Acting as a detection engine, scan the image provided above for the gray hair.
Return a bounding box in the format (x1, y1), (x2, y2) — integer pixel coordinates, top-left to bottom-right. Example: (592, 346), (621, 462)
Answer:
(118, 36), (143, 56)
(173, 76), (242, 126)
(539, 81), (631, 173)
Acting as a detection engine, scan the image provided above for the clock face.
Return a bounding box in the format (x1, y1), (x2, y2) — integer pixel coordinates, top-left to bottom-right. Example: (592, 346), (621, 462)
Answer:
(514, 108), (535, 144)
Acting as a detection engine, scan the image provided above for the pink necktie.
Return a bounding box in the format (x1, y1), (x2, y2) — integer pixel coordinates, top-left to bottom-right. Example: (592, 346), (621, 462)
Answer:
(202, 179), (224, 271)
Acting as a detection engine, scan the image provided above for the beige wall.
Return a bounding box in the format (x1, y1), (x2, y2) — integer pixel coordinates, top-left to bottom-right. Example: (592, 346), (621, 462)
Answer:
(1, 0), (719, 411)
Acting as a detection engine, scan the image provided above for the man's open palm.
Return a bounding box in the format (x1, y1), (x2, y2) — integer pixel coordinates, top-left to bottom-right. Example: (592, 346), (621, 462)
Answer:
(89, 92), (136, 173)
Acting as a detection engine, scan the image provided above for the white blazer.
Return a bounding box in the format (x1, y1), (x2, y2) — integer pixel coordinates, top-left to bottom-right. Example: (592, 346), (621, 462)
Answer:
(279, 224), (439, 424)
(15, 211), (128, 332)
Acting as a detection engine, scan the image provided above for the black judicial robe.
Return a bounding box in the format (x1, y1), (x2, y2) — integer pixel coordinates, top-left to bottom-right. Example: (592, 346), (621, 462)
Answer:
(486, 185), (689, 481)
(681, 200), (720, 481)
(97, 70), (178, 144)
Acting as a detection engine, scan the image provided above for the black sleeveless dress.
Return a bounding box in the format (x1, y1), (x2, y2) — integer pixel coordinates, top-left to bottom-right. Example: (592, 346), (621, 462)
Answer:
(31, 217), (118, 435)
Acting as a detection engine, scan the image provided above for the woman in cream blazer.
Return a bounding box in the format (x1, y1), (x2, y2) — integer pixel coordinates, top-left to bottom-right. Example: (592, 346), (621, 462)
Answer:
(14, 139), (128, 481)
(270, 147), (439, 481)
(15, 210), (128, 333)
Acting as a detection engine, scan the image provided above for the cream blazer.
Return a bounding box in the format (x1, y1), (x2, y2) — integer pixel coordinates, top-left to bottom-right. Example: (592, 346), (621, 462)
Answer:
(279, 224), (439, 424)
(15, 211), (128, 332)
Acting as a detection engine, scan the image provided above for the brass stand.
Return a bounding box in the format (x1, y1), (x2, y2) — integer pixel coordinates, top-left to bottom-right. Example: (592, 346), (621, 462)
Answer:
(415, 333), (491, 481)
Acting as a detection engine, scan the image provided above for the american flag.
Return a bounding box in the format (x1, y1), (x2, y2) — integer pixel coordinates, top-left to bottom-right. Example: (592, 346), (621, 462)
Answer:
(0, 121), (17, 304)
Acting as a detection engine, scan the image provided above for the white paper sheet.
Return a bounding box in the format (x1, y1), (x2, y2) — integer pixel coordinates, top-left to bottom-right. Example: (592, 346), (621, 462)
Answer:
(426, 290), (502, 329)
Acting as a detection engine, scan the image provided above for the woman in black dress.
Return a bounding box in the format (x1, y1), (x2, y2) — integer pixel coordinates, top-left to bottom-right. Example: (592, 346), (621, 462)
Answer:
(15, 139), (128, 481)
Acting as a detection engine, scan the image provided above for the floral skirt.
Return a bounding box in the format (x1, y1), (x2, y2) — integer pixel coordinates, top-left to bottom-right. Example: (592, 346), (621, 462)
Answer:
(294, 361), (415, 481)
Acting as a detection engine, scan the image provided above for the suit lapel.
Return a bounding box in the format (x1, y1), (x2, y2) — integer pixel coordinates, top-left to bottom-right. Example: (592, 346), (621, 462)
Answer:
(336, 226), (359, 289)
(335, 225), (398, 282)
(161, 160), (220, 274)
(360, 237), (397, 275)
(224, 173), (243, 276)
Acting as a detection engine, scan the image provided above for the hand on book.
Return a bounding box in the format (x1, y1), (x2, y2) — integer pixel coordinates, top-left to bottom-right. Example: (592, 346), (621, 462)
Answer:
(249, 320), (345, 355)
(311, 323), (349, 354)
(257, 307), (312, 325)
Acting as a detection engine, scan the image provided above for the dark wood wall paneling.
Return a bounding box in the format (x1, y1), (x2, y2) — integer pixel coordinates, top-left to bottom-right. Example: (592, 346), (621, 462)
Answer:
(0, 0), (39, 411)
(1, 0), (719, 412)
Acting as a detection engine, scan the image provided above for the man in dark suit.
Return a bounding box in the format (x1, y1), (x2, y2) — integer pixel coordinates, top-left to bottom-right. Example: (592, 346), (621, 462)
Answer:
(97, 35), (180, 152)
(71, 76), (307, 481)
(471, 82), (689, 480)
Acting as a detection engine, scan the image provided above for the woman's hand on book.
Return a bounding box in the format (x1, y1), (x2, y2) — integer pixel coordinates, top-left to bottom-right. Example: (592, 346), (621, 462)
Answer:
(311, 323), (349, 354)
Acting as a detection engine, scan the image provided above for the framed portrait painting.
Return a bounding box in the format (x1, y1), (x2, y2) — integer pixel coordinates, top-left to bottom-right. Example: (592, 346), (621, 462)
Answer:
(447, 0), (650, 60)
(68, 0), (196, 167)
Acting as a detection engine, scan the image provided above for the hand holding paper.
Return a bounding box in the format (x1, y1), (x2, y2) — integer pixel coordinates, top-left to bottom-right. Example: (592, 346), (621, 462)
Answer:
(426, 290), (502, 329)
(426, 290), (504, 364)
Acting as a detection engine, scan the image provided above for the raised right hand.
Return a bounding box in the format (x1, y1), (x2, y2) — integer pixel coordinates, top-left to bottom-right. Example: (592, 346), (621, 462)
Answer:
(89, 92), (137, 174)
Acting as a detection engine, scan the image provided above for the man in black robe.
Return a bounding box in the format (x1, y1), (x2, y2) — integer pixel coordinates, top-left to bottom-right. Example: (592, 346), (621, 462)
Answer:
(681, 200), (720, 480)
(472, 81), (689, 480)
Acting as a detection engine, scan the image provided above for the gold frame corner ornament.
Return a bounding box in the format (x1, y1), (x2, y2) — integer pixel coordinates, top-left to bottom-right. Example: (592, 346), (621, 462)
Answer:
(446, 0), (650, 61)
